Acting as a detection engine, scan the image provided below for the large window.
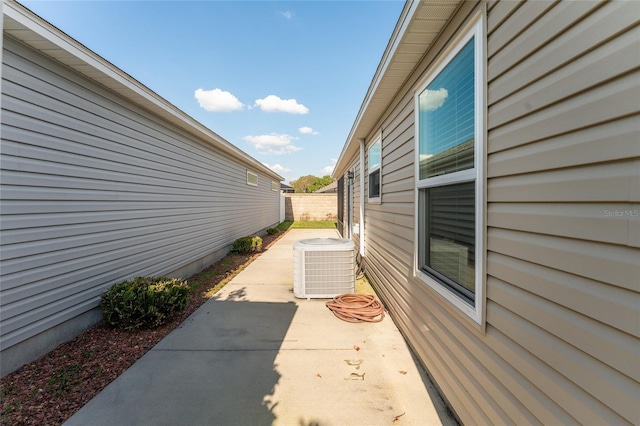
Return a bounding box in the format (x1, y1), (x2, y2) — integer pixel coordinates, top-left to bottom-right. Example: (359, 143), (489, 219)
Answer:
(368, 136), (381, 202)
(415, 15), (483, 323)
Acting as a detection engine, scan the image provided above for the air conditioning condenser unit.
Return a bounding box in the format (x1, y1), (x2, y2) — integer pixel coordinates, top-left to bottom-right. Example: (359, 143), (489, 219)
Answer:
(293, 238), (355, 299)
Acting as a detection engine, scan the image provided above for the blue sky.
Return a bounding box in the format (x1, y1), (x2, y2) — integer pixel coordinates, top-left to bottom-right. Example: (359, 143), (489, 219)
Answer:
(21, 0), (405, 184)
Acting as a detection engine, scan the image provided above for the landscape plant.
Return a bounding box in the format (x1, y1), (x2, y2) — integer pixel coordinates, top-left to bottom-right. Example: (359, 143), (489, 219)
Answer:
(100, 276), (189, 330)
(231, 235), (263, 254)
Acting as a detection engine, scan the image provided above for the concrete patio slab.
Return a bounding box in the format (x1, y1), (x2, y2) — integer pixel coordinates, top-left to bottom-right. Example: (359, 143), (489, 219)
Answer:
(267, 349), (443, 426)
(228, 260), (294, 285)
(64, 229), (456, 426)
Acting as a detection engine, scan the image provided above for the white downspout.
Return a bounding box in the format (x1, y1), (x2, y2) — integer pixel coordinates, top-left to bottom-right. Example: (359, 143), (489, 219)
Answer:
(359, 138), (365, 257)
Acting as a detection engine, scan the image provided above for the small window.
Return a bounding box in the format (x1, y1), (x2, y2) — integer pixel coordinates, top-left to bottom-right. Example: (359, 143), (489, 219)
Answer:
(368, 136), (381, 202)
(415, 14), (484, 324)
(272, 181), (279, 191)
(246, 171), (258, 186)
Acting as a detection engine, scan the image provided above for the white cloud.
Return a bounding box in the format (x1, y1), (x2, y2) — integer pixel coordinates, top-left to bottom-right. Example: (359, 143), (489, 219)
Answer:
(421, 88), (448, 111)
(321, 165), (335, 175)
(243, 133), (301, 155)
(420, 154), (433, 162)
(263, 163), (291, 174)
(254, 95), (309, 114)
(280, 11), (293, 19)
(321, 158), (337, 175)
(195, 88), (244, 112)
(299, 126), (319, 135)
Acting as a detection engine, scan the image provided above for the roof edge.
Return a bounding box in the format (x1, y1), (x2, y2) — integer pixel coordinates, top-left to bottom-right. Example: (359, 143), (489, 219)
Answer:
(333, 0), (419, 178)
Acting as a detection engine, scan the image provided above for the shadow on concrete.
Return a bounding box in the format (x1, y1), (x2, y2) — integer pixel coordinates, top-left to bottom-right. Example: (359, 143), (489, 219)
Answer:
(408, 345), (462, 426)
(64, 294), (297, 426)
(217, 285), (248, 301)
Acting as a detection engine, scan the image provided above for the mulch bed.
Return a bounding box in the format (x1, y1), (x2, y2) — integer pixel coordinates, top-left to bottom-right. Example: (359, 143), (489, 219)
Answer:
(0, 231), (284, 426)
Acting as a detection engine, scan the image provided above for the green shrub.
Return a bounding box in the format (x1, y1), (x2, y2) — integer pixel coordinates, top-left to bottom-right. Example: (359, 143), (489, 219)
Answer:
(100, 276), (189, 330)
(251, 236), (262, 251)
(231, 236), (251, 253)
(232, 235), (263, 254)
(266, 227), (279, 235)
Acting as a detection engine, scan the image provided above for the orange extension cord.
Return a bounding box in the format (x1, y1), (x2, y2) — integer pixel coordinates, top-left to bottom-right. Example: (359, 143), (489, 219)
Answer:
(326, 294), (386, 323)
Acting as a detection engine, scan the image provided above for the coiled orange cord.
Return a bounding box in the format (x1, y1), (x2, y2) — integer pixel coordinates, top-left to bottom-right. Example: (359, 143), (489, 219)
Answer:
(325, 294), (385, 323)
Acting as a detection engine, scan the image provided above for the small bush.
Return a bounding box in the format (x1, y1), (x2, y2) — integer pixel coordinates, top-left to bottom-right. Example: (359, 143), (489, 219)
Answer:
(266, 227), (279, 235)
(232, 235), (263, 254)
(251, 236), (263, 251)
(100, 276), (189, 330)
(231, 236), (251, 253)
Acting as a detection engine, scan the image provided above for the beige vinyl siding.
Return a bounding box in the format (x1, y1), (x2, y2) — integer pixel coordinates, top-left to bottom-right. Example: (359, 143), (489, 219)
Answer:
(361, 1), (640, 424)
(486, 0), (640, 421)
(0, 36), (279, 370)
(362, 91), (416, 274)
(350, 159), (361, 254)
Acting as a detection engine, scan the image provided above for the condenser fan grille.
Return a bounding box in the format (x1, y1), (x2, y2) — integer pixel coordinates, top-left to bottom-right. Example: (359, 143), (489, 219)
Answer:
(304, 250), (355, 294)
(293, 238), (355, 299)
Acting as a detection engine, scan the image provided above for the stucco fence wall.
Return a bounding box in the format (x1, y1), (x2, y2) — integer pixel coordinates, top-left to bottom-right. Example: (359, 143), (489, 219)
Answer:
(285, 193), (337, 221)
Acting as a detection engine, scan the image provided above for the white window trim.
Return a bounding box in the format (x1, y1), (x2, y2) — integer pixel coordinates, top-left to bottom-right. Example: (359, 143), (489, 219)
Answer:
(271, 181), (279, 191)
(246, 170), (258, 187)
(413, 12), (485, 326)
(367, 135), (382, 204)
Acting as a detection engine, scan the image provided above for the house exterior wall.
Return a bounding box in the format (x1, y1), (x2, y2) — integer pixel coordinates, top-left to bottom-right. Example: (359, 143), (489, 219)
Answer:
(350, 158), (362, 255)
(352, 1), (639, 424)
(0, 36), (280, 376)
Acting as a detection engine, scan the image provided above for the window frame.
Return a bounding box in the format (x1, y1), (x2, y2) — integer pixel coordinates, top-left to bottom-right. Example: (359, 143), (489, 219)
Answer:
(271, 181), (279, 191)
(413, 13), (485, 325)
(367, 135), (382, 204)
(246, 170), (258, 187)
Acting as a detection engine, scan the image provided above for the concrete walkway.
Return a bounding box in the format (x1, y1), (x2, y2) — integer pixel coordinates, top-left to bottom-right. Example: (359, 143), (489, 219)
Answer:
(65, 229), (455, 426)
